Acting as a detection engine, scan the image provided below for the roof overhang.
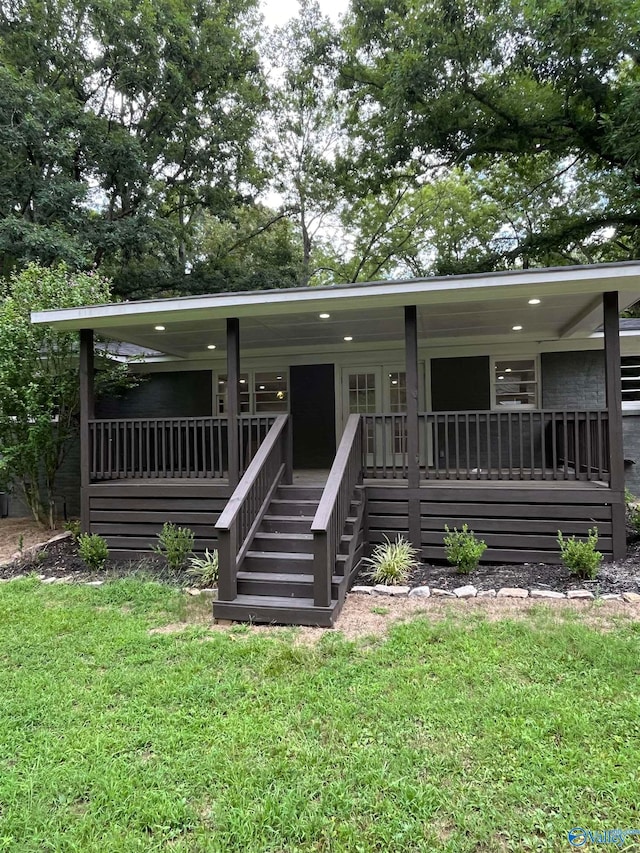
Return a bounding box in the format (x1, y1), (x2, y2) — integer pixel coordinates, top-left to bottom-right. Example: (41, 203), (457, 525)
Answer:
(31, 262), (640, 361)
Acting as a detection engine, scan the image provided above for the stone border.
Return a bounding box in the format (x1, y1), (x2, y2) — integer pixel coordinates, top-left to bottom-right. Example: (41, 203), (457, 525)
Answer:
(0, 529), (72, 567)
(350, 584), (640, 604)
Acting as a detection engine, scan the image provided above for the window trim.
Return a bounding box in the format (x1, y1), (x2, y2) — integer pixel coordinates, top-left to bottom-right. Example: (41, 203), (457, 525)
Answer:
(490, 355), (540, 411)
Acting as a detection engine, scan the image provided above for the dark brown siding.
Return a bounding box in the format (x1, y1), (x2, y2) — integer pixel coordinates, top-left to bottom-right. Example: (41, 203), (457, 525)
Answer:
(431, 357), (490, 411)
(89, 481), (232, 559)
(366, 484), (616, 564)
(96, 371), (213, 419)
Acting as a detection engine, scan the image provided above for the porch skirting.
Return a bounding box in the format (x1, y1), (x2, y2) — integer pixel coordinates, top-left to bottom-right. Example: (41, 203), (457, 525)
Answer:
(87, 478), (623, 566)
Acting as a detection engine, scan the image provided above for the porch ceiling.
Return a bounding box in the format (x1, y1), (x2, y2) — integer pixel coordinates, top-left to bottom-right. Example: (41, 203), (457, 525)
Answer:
(32, 262), (640, 360)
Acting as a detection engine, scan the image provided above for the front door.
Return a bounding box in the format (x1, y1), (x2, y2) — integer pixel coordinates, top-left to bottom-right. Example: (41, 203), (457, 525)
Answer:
(290, 364), (336, 469)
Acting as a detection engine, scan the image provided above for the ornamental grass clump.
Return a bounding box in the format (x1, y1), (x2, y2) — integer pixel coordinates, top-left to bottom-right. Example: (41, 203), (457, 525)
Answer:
(443, 524), (487, 574)
(186, 548), (219, 587)
(557, 527), (602, 579)
(363, 535), (420, 585)
(78, 533), (109, 570)
(154, 523), (195, 572)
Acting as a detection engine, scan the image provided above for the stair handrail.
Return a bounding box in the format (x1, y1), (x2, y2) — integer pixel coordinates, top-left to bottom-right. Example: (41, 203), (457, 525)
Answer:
(216, 414), (291, 602)
(310, 414), (363, 607)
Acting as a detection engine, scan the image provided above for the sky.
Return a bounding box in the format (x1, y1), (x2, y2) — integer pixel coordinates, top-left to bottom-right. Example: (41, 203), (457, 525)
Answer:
(260, 0), (345, 28)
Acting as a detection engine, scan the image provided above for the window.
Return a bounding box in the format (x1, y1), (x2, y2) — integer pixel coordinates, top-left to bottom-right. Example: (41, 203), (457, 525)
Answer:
(493, 358), (538, 409)
(348, 373), (377, 414)
(621, 356), (640, 407)
(216, 371), (288, 414)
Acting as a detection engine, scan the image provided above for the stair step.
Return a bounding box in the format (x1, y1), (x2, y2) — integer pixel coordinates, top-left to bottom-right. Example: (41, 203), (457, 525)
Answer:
(213, 595), (338, 627)
(236, 570), (341, 598)
(261, 515), (315, 533)
(277, 485), (324, 501)
(252, 532), (314, 553)
(269, 499), (320, 516)
(243, 551), (313, 573)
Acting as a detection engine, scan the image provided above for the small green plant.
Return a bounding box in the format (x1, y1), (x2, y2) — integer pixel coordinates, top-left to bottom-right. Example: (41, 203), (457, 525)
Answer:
(443, 524), (487, 573)
(625, 487), (637, 506)
(371, 605), (390, 616)
(186, 549), (219, 587)
(78, 533), (109, 570)
(154, 523), (195, 571)
(65, 519), (82, 543)
(557, 527), (602, 579)
(363, 535), (420, 585)
(17, 534), (24, 553)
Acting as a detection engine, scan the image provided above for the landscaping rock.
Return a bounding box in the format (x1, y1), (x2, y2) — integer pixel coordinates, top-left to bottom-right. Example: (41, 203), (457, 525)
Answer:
(566, 589), (594, 600)
(497, 587), (529, 598)
(55, 575), (74, 584)
(42, 577), (57, 584)
(186, 588), (201, 596)
(601, 593), (623, 601)
(46, 531), (73, 545)
(431, 588), (456, 597)
(200, 588), (217, 596)
(408, 585), (431, 598)
(622, 591), (640, 604)
(530, 589), (566, 599)
(351, 585), (373, 595)
(477, 589), (497, 598)
(373, 584), (410, 597)
(85, 580), (104, 587)
(453, 584), (477, 598)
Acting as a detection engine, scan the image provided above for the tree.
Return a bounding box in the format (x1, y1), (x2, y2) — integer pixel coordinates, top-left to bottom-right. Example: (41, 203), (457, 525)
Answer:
(0, 263), (126, 528)
(0, 0), (264, 298)
(260, 0), (344, 286)
(340, 0), (640, 269)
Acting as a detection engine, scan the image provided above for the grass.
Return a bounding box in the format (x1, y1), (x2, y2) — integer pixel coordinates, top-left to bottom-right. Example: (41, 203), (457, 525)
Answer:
(0, 579), (639, 851)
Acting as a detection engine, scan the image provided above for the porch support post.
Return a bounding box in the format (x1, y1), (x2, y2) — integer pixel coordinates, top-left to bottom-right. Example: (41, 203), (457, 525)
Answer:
(405, 306), (421, 551)
(603, 291), (625, 560)
(79, 329), (94, 534)
(226, 318), (241, 488)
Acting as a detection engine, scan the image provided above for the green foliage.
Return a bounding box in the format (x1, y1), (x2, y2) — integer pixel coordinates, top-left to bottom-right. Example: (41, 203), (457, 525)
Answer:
(154, 523), (195, 572)
(443, 524), (487, 574)
(0, 263), (123, 527)
(625, 487), (637, 506)
(186, 549), (219, 587)
(0, 580), (639, 848)
(557, 528), (603, 579)
(64, 520), (82, 544)
(363, 535), (420, 585)
(77, 533), (109, 571)
(341, 0), (640, 271)
(0, 0), (264, 297)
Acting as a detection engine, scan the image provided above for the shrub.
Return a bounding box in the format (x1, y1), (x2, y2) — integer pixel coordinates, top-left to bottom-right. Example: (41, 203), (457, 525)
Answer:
(363, 535), (420, 585)
(65, 519), (82, 543)
(557, 527), (602, 579)
(78, 533), (109, 570)
(154, 523), (195, 571)
(443, 524), (487, 573)
(186, 549), (219, 587)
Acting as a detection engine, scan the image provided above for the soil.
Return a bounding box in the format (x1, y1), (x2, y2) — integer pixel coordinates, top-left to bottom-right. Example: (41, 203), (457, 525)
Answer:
(2, 518), (640, 595)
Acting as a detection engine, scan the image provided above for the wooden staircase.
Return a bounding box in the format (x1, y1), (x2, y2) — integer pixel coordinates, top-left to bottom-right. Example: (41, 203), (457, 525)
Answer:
(213, 484), (363, 627)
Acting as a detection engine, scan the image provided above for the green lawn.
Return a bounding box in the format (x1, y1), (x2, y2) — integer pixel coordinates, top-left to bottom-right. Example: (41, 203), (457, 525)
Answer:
(0, 579), (639, 852)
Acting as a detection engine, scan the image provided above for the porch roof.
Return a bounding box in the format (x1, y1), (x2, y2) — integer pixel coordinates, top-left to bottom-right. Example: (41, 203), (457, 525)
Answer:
(31, 262), (640, 360)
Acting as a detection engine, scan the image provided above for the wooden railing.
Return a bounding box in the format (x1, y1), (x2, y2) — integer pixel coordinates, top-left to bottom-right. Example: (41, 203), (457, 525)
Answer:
(89, 414), (275, 480)
(216, 415), (291, 602)
(362, 410), (610, 482)
(311, 414), (363, 608)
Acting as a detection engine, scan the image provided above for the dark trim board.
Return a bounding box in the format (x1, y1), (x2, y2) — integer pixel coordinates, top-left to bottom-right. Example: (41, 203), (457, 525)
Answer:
(366, 484), (621, 564)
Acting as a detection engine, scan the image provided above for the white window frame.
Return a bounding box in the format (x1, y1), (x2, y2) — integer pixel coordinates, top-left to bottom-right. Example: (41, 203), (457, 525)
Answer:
(214, 369), (289, 416)
(490, 355), (540, 411)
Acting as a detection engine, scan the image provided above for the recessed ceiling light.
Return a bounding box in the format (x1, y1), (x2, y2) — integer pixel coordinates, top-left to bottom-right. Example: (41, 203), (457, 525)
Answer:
(343, 336), (353, 341)
(207, 344), (216, 350)
(512, 325), (523, 331)
(319, 313), (330, 319)
(154, 325), (165, 331)
(528, 298), (541, 305)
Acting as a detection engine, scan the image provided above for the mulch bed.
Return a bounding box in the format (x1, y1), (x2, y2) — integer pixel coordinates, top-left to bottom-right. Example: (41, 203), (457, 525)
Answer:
(3, 532), (640, 596)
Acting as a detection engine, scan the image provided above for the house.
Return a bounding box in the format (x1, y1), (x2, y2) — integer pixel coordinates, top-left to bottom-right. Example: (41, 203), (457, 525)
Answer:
(32, 262), (640, 626)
